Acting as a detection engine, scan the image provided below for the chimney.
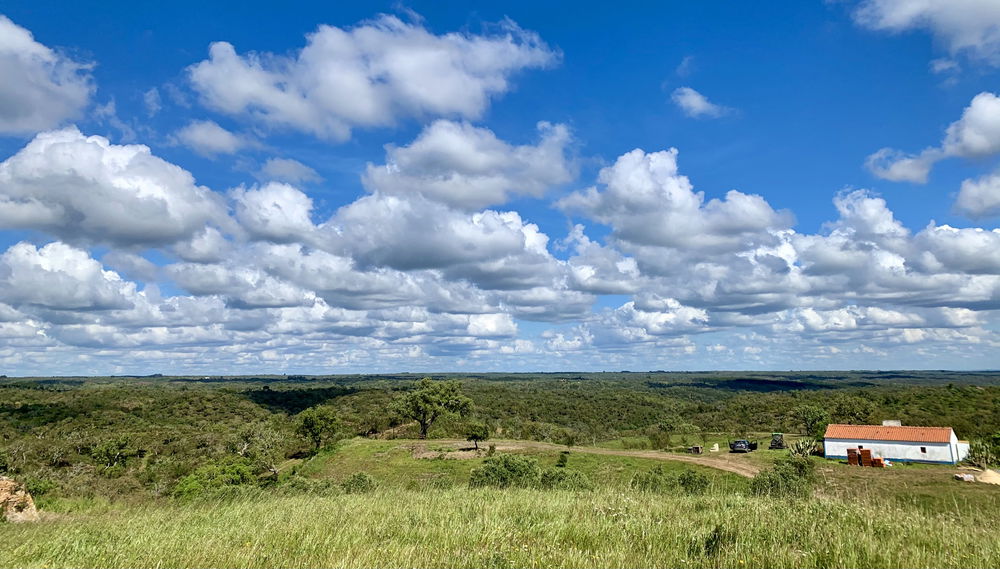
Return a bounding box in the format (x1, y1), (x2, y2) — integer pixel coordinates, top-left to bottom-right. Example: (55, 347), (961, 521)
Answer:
(882, 420), (902, 427)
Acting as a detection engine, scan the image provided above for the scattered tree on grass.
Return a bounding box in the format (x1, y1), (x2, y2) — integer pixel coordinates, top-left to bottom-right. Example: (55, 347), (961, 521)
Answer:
(295, 406), (343, 452)
(393, 378), (472, 439)
(794, 405), (830, 438)
(466, 422), (490, 450)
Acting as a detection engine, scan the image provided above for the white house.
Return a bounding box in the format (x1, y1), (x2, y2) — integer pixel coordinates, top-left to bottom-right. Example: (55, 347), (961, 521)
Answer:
(823, 424), (970, 464)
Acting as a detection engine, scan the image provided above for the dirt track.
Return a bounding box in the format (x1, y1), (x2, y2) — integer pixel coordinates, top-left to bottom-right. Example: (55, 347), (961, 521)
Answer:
(428, 439), (762, 478)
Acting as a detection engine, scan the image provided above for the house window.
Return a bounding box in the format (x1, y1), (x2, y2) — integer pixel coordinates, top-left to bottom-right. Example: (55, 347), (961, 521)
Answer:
(920, 446), (926, 453)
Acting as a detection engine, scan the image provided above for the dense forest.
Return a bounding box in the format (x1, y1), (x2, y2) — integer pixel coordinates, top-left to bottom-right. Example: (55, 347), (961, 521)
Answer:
(2, 371), (999, 502)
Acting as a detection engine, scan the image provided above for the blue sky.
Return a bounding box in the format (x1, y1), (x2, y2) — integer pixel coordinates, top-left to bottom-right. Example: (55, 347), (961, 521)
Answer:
(0, 1), (998, 375)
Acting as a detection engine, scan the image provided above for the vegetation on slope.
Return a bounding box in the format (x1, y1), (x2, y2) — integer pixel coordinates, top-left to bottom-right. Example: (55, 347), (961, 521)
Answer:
(2, 488), (998, 569)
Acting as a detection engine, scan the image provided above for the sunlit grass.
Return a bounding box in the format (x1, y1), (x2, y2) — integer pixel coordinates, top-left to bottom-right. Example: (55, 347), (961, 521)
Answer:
(3, 487), (998, 568)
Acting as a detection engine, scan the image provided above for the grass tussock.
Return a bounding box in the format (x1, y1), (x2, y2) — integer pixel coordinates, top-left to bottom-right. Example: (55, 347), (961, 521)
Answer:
(1, 488), (998, 569)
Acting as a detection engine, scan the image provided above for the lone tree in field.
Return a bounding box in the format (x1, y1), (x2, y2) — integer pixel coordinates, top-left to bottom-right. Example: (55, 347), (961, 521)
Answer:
(296, 406), (342, 452)
(466, 422), (490, 450)
(393, 378), (472, 439)
(794, 405), (830, 438)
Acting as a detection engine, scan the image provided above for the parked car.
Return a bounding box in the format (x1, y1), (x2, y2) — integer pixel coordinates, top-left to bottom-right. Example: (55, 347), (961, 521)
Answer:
(729, 439), (758, 453)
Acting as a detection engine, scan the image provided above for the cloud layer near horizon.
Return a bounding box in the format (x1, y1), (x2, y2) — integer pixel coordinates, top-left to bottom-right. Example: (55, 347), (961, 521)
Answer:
(0, 9), (998, 375)
(0, 125), (997, 375)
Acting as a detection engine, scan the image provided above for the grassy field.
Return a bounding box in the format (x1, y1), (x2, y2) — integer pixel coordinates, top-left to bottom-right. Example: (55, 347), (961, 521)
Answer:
(3, 488), (999, 568)
(818, 459), (1000, 519)
(4, 438), (999, 568)
(3, 366), (998, 569)
(292, 438), (747, 491)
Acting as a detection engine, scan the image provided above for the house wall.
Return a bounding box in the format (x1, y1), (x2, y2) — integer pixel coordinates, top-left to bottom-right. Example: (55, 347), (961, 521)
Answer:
(824, 438), (955, 463)
(956, 441), (970, 462)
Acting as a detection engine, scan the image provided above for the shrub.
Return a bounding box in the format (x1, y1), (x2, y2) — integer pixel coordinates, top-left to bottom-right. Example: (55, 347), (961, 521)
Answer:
(677, 469), (710, 495)
(172, 460), (257, 498)
(630, 466), (675, 493)
(469, 454), (541, 489)
(776, 455), (815, 480)
(23, 476), (56, 497)
(90, 437), (140, 471)
(555, 451), (569, 468)
(540, 468), (593, 490)
(621, 437), (652, 450)
(341, 472), (376, 494)
(750, 456), (815, 498)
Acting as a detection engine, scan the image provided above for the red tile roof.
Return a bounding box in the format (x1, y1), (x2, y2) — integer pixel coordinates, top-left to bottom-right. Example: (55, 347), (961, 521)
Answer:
(823, 424), (954, 443)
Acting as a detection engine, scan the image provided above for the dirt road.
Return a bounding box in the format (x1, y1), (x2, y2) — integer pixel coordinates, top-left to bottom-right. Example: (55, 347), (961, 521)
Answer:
(429, 439), (762, 478)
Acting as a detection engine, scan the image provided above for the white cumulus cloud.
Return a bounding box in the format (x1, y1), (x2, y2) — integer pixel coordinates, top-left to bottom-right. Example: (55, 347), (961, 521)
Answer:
(955, 171), (1000, 219)
(0, 242), (136, 311)
(865, 92), (1000, 218)
(0, 16), (93, 135)
(855, 0), (1000, 64)
(187, 14), (558, 140)
(0, 127), (226, 247)
(363, 120), (574, 210)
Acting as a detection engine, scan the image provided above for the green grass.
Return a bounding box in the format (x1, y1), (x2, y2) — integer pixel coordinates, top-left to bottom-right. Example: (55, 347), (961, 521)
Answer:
(2, 488), (999, 568)
(8, 438), (999, 568)
(293, 438), (745, 491)
(818, 460), (1000, 520)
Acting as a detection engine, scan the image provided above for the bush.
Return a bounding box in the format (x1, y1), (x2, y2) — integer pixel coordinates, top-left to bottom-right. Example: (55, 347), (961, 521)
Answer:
(540, 467), (593, 490)
(630, 466), (675, 493)
(555, 451), (569, 468)
(341, 472), (376, 494)
(776, 455), (815, 480)
(172, 460), (257, 498)
(90, 437), (140, 470)
(469, 454), (541, 489)
(23, 476), (57, 497)
(750, 456), (815, 498)
(677, 469), (710, 495)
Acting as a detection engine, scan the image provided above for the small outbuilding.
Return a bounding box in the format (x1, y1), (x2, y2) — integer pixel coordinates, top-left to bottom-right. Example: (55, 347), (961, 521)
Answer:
(824, 423), (970, 464)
